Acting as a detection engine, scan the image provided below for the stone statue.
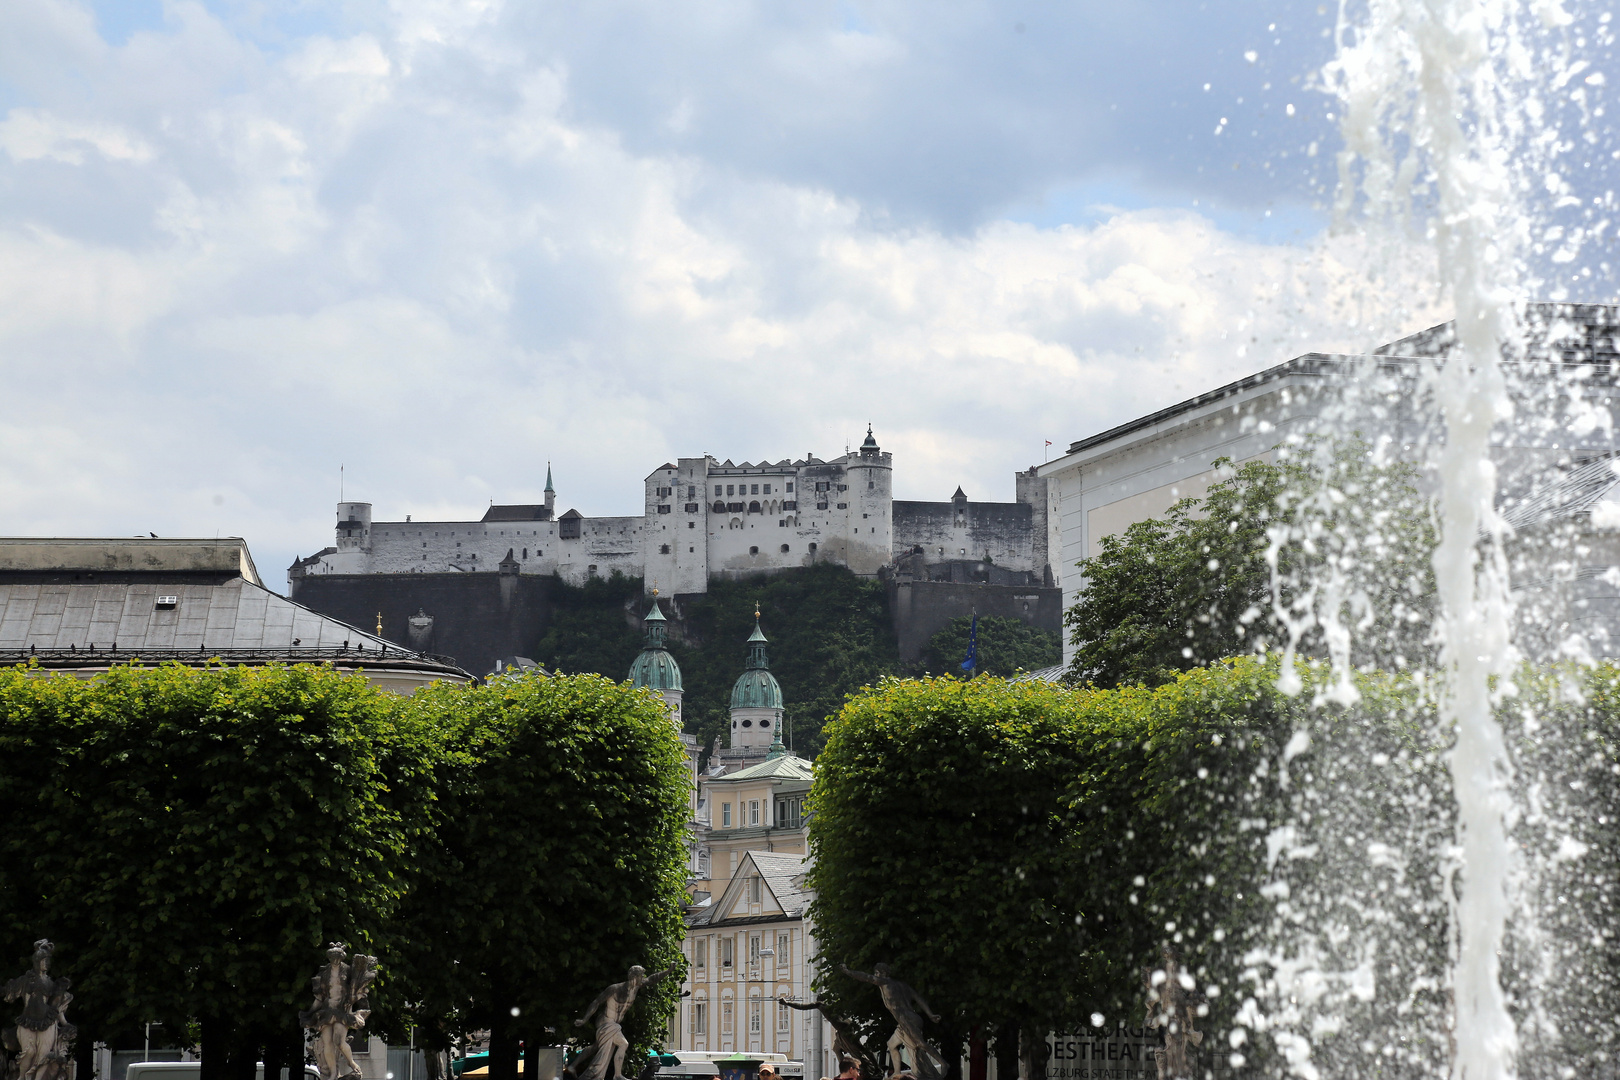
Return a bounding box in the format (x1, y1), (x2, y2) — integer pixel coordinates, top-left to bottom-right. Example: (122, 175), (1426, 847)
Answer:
(1144, 946), (1202, 1080)
(2, 940), (74, 1080)
(837, 965), (945, 1080)
(778, 998), (881, 1078)
(570, 966), (673, 1080)
(299, 944), (379, 1080)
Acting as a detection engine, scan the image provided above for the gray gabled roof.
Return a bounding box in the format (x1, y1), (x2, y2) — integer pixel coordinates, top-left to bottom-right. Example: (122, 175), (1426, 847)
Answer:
(0, 576), (396, 653)
(750, 851), (813, 916)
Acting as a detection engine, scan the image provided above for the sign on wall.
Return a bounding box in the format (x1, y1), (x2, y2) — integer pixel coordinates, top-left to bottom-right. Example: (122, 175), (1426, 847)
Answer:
(1046, 1029), (1162, 1080)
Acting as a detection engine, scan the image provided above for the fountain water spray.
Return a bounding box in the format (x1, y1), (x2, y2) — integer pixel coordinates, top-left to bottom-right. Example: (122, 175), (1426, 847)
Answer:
(1319, 0), (1581, 1076)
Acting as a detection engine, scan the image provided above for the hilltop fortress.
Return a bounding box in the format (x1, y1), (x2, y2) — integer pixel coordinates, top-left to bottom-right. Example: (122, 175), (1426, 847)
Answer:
(291, 429), (1060, 594)
(286, 429), (1063, 674)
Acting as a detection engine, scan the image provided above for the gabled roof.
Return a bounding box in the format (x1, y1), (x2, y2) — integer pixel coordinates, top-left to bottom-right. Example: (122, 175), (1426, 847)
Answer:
(690, 851), (812, 926)
(715, 753), (813, 783)
(482, 505), (550, 522)
(558, 508), (583, 520)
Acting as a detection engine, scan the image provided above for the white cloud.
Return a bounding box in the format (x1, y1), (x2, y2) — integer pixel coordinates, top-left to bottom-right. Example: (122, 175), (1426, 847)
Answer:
(0, 108), (154, 164)
(0, 0), (1442, 584)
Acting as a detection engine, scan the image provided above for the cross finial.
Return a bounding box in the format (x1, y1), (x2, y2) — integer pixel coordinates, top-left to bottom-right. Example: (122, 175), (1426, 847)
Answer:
(755, 601), (761, 620)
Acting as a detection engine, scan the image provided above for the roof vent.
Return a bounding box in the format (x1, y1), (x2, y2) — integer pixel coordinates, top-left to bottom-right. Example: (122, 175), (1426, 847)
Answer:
(155, 595), (178, 609)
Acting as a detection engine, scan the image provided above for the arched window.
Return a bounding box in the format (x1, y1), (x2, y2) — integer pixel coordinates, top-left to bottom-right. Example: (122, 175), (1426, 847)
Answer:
(780, 544), (789, 553)
(748, 501), (761, 514)
(749, 546), (759, 555)
(731, 518), (743, 529)
(713, 501), (727, 514)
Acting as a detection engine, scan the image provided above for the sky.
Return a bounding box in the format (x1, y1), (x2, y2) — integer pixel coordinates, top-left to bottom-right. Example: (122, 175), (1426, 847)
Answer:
(0, 0), (1612, 586)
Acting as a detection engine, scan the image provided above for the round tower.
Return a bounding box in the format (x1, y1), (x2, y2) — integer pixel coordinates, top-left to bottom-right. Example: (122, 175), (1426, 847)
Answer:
(335, 502), (372, 551)
(729, 607), (783, 749)
(845, 425), (893, 574)
(627, 595), (684, 727)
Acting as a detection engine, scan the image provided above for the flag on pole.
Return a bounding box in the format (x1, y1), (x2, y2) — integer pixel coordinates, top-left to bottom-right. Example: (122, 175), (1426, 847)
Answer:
(960, 613), (978, 676)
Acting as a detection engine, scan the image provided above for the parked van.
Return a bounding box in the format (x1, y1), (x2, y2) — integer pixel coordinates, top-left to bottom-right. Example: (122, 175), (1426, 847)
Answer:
(126, 1062), (319, 1080)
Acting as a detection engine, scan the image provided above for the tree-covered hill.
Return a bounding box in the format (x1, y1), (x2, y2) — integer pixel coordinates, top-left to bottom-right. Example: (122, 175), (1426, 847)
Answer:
(534, 565), (903, 758)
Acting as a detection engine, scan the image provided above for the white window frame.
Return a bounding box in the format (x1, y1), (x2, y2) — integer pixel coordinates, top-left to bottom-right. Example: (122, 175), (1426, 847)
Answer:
(777, 999), (790, 1032)
(749, 997), (762, 1033)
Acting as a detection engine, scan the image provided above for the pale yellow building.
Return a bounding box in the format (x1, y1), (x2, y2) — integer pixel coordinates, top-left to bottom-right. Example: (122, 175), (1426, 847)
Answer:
(674, 851), (832, 1071)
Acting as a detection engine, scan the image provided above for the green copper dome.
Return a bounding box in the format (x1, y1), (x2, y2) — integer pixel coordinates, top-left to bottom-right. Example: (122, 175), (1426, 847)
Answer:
(730, 617), (783, 709)
(628, 599), (683, 692)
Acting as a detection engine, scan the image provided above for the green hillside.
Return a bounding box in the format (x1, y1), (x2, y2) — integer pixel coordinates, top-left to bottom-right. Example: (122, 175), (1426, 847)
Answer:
(533, 565), (902, 759)
(534, 567), (1062, 758)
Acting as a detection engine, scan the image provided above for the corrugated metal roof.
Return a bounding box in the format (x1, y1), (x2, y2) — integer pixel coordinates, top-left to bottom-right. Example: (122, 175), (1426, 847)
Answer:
(0, 577), (397, 652)
(718, 753), (814, 783)
(1501, 455), (1620, 533)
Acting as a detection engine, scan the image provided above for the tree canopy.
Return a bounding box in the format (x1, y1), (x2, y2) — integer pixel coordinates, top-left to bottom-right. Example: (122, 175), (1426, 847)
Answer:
(0, 662), (693, 1080)
(1064, 441), (1434, 688)
(393, 672), (692, 1080)
(0, 662), (442, 1078)
(920, 615), (1060, 678)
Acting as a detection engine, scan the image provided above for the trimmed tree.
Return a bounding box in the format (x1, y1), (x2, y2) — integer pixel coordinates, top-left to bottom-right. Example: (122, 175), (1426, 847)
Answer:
(0, 661), (443, 1080)
(394, 672), (692, 1080)
(807, 676), (1105, 1076)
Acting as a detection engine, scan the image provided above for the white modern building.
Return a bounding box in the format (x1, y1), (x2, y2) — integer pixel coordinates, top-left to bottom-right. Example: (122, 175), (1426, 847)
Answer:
(1037, 304), (1620, 666)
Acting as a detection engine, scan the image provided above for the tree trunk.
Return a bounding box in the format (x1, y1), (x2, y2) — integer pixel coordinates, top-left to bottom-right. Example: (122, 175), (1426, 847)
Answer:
(489, 1013), (520, 1080)
(992, 1022), (1018, 1080)
(968, 1029), (987, 1080)
(523, 1036), (550, 1080)
(200, 1016), (228, 1080)
(72, 1022), (94, 1080)
(264, 1022), (305, 1080)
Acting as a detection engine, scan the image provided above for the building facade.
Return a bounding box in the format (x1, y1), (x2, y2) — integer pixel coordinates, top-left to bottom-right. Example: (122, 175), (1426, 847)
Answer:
(1037, 304), (1620, 666)
(626, 603), (834, 1073)
(289, 430), (1056, 596)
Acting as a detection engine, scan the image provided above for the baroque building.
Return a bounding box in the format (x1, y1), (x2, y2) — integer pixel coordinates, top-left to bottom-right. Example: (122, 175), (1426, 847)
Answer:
(288, 429), (1057, 597)
(627, 600), (832, 1073)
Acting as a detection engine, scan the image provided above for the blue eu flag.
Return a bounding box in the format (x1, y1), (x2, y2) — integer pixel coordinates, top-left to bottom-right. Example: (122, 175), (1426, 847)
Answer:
(960, 613), (978, 675)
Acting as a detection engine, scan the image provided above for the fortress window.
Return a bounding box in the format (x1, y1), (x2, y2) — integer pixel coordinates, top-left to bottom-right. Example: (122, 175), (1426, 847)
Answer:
(684, 502), (699, 513)
(816, 502), (828, 510)
(748, 501), (761, 514)
(781, 544), (790, 553)
(522, 548), (527, 558)
(837, 502), (848, 509)
(763, 484), (771, 494)
(809, 542), (817, 553)
(750, 546), (759, 555)
(727, 485), (735, 496)
(687, 486), (696, 498)
(868, 481), (875, 488)
(751, 484), (759, 495)
(657, 504), (671, 514)
(782, 501), (796, 511)
(690, 547), (694, 552)
(713, 501), (727, 513)
(660, 544), (670, 554)
(816, 482), (828, 492)
(786, 482), (794, 492)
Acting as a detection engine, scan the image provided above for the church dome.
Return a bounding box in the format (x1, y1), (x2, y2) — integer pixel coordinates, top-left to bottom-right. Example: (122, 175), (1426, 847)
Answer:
(730, 618), (783, 709)
(731, 667), (783, 709)
(627, 599), (683, 692)
(629, 647), (683, 692)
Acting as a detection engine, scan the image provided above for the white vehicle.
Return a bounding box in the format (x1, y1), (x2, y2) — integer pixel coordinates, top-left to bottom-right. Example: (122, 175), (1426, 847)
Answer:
(660, 1053), (802, 1080)
(126, 1063), (320, 1080)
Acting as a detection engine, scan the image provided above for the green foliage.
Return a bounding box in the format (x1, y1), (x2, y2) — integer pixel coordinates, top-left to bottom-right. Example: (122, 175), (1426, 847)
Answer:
(0, 662), (693, 1079)
(537, 565), (902, 759)
(1065, 440), (1435, 689)
(0, 661), (439, 1043)
(393, 672), (691, 1063)
(805, 661), (1443, 1071)
(533, 572), (645, 682)
(807, 676), (1112, 1047)
(920, 615), (1060, 677)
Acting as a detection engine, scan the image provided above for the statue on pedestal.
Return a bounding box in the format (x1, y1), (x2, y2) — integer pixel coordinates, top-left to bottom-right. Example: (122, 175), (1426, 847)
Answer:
(778, 998), (881, 1078)
(3, 940), (74, 1080)
(569, 966), (673, 1080)
(300, 944), (379, 1080)
(837, 965), (945, 1080)
(1144, 946), (1202, 1080)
